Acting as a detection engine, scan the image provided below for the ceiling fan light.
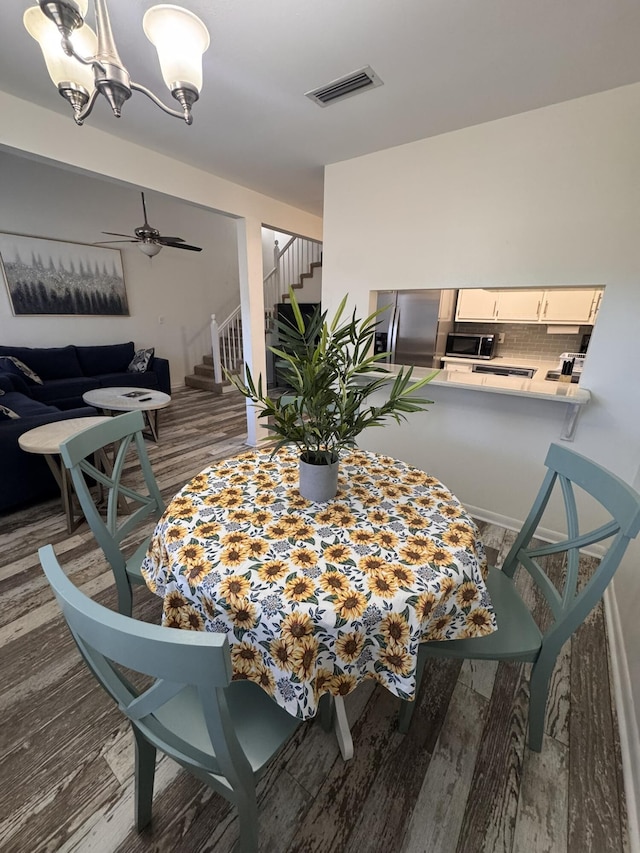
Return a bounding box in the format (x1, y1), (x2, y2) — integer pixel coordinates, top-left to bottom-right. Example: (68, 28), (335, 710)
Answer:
(24, 5), (97, 91)
(143, 5), (210, 94)
(139, 241), (162, 257)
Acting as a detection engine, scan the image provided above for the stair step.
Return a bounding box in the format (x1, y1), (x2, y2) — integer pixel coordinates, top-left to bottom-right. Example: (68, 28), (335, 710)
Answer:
(195, 363), (215, 377)
(184, 374), (223, 394)
(300, 261), (322, 281)
(203, 352), (242, 369)
(281, 259), (322, 301)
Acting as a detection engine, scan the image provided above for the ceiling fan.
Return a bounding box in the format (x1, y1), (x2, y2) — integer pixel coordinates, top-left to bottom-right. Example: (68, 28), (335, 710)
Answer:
(97, 192), (203, 257)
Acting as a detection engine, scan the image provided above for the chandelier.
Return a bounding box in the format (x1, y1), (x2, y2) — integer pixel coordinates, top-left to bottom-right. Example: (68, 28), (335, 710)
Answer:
(24, 1), (210, 126)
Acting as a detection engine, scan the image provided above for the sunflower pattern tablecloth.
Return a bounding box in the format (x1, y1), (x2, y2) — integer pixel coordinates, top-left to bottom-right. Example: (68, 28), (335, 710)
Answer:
(141, 447), (496, 720)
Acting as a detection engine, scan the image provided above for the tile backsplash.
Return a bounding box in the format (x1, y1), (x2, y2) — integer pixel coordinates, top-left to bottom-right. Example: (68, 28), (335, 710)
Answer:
(454, 322), (591, 361)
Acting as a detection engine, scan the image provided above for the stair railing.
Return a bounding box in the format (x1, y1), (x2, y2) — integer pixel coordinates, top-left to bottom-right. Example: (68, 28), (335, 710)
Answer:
(263, 236), (322, 316)
(210, 238), (322, 386)
(211, 306), (243, 384)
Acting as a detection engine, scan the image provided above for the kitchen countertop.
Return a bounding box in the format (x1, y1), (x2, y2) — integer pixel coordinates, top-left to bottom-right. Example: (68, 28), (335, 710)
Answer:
(377, 363), (590, 405)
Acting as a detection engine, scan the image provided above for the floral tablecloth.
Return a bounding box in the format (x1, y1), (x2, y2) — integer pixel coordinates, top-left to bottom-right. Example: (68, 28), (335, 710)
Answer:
(141, 447), (496, 719)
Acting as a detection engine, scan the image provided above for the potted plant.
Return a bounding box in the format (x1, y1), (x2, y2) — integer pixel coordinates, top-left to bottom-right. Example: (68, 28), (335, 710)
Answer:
(230, 289), (437, 501)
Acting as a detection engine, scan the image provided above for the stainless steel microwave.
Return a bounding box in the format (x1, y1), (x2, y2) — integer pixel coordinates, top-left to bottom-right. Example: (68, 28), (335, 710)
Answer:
(445, 333), (496, 360)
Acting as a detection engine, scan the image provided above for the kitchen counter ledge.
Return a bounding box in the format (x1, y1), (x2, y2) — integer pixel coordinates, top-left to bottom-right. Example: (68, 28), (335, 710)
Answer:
(375, 365), (590, 440)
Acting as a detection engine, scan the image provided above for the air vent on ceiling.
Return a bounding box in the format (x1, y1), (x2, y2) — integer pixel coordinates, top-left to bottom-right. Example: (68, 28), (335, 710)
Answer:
(305, 66), (383, 107)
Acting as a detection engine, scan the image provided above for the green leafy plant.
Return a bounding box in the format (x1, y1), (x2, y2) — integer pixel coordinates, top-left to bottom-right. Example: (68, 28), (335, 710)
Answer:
(229, 289), (438, 465)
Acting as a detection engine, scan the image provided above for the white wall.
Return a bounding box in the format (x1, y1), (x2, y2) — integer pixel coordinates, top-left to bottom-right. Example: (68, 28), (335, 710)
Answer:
(0, 92), (322, 240)
(294, 263), (322, 303)
(0, 91), (322, 437)
(262, 228), (292, 274)
(322, 82), (640, 824)
(323, 80), (640, 518)
(0, 152), (241, 385)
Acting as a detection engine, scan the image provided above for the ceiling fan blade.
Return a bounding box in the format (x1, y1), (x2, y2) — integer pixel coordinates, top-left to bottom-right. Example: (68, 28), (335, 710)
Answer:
(95, 239), (139, 244)
(102, 231), (137, 238)
(163, 241), (203, 252)
(156, 236), (185, 244)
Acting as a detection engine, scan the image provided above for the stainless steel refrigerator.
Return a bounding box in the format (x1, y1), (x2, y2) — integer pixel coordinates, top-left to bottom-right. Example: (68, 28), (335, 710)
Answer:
(374, 289), (457, 368)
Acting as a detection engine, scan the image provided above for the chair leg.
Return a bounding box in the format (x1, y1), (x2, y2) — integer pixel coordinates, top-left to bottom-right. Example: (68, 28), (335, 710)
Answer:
(116, 577), (134, 617)
(398, 647), (427, 733)
(235, 789), (259, 853)
(398, 695), (416, 734)
(527, 658), (554, 752)
(133, 726), (157, 831)
(317, 692), (334, 732)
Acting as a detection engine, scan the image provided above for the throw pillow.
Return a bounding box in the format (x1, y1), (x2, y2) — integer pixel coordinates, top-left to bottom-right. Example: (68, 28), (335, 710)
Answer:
(0, 355), (43, 385)
(128, 347), (154, 373)
(0, 404), (20, 420)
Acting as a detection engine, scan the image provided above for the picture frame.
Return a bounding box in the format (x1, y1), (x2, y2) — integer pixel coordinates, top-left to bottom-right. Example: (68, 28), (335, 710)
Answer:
(0, 231), (129, 316)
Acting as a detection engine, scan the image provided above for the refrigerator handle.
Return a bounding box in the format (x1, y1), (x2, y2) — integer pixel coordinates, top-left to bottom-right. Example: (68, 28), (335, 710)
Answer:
(389, 305), (400, 363)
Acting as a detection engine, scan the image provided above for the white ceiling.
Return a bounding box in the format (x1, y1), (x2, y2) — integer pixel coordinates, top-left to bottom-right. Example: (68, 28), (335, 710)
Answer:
(2, 0), (640, 217)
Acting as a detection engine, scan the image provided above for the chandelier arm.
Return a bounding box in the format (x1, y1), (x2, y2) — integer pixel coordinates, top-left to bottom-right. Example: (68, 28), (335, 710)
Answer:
(61, 34), (106, 75)
(73, 85), (100, 125)
(130, 81), (193, 124)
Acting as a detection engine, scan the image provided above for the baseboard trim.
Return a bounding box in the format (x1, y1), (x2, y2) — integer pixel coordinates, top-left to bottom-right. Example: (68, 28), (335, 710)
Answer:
(604, 584), (640, 852)
(465, 504), (605, 558)
(467, 503), (638, 849)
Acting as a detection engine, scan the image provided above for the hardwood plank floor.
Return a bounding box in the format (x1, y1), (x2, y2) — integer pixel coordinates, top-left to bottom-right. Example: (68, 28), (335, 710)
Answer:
(0, 387), (629, 852)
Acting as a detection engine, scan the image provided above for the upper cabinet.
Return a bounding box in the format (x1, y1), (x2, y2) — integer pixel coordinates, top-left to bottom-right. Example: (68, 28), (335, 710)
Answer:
(455, 288), (603, 324)
(539, 289), (602, 324)
(455, 289), (499, 321)
(495, 290), (545, 321)
(455, 288), (543, 321)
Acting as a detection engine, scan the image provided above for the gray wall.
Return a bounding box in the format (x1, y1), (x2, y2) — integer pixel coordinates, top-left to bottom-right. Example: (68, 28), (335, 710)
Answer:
(0, 151), (240, 386)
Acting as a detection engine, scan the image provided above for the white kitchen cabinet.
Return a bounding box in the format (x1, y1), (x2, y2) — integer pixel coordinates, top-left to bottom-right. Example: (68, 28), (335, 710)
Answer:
(441, 358), (474, 373)
(455, 288), (543, 322)
(589, 289), (603, 323)
(455, 287), (604, 324)
(495, 290), (544, 321)
(438, 288), (457, 321)
(455, 289), (498, 321)
(539, 288), (602, 324)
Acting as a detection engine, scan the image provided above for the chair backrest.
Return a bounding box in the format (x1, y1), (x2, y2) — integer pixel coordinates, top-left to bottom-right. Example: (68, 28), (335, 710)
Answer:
(59, 410), (164, 569)
(502, 443), (640, 649)
(38, 543), (254, 792)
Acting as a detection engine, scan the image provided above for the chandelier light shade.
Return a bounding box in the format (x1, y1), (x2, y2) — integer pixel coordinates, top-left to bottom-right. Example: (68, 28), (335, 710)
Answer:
(23, 0), (210, 126)
(24, 6), (97, 94)
(143, 5), (210, 96)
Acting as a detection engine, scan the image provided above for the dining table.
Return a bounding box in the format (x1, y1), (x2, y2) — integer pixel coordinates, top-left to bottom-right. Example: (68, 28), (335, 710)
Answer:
(141, 446), (497, 759)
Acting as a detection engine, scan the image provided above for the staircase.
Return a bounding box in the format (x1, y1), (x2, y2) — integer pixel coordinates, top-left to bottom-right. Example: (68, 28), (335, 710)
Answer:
(184, 353), (222, 394)
(185, 235), (321, 392)
(282, 258), (323, 301)
(185, 309), (244, 394)
(263, 237), (322, 316)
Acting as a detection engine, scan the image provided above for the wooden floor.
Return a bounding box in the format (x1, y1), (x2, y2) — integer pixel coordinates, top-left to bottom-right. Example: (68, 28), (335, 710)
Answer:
(0, 387), (630, 853)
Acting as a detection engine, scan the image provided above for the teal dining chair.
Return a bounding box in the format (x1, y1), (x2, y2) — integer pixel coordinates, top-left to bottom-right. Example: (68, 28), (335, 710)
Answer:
(38, 544), (302, 852)
(59, 410), (165, 616)
(399, 443), (640, 751)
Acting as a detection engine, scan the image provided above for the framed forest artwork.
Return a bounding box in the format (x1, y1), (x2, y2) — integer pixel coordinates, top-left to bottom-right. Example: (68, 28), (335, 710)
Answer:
(0, 232), (129, 316)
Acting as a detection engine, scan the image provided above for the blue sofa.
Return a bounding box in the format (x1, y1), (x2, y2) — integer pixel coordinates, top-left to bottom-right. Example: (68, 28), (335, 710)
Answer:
(0, 342), (171, 513)
(0, 341), (170, 409)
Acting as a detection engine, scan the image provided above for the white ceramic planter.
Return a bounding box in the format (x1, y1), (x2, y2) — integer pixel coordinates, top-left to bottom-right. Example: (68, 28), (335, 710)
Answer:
(299, 456), (339, 502)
